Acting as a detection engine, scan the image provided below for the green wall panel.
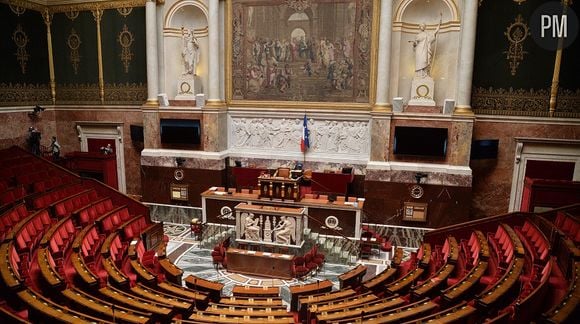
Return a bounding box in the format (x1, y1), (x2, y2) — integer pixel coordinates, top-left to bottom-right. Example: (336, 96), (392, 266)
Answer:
(52, 11), (99, 84)
(473, 0), (553, 90)
(101, 7), (146, 84)
(0, 3), (49, 84)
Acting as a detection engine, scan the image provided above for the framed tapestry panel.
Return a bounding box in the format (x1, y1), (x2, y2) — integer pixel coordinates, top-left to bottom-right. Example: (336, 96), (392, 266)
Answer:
(227, 0), (377, 108)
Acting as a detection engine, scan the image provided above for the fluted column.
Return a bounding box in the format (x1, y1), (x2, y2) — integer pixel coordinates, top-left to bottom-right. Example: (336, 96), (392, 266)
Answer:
(143, 0), (160, 149)
(145, 0), (159, 106)
(373, 0), (393, 112)
(156, 2), (166, 98)
(454, 0), (478, 115)
(206, 0), (222, 106)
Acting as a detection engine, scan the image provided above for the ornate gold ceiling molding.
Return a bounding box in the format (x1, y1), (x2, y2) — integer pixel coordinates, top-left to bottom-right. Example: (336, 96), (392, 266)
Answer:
(0, 0), (147, 13)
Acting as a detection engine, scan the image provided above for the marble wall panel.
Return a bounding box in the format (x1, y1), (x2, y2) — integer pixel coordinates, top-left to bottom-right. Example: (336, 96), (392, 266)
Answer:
(370, 117), (392, 162)
(147, 203), (202, 224)
(52, 108), (144, 196)
(470, 120), (580, 219)
(363, 180), (471, 228)
(141, 165), (225, 207)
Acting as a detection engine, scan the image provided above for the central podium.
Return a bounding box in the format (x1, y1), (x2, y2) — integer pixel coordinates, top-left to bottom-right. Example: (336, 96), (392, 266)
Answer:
(235, 203), (305, 249)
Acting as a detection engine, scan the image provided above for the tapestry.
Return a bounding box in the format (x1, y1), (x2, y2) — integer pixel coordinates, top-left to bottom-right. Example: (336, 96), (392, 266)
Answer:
(230, 0), (373, 104)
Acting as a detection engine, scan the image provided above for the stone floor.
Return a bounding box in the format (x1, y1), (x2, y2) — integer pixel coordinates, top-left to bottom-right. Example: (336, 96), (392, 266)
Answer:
(163, 222), (414, 301)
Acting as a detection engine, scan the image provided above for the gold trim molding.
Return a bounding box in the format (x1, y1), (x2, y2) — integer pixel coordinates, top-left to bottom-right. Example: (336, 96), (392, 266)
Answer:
(0, 83), (51, 106)
(104, 82), (147, 104)
(56, 83), (101, 104)
(0, 0), (147, 13)
(472, 87), (580, 118)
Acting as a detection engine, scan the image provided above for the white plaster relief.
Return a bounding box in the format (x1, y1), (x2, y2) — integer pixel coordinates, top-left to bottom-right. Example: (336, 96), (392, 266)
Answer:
(229, 117), (370, 156)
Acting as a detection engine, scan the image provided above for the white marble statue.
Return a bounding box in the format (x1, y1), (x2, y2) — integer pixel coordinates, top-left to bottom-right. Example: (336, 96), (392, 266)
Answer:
(182, 27), (200, 76)
(274, 216), (295, 245)
(411, 16), (441, 78)
(243, 213), (260, 241)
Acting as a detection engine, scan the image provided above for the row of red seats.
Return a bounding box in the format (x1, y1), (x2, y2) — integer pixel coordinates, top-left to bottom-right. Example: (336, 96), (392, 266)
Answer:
(44, 217), (77, 260)
(0, 203), (29, 242)
(97, 206), (132, 234)
(75, 197), (115, 227)
(516, 220), (550, 265)
(0, 185), (26, 207)
(0, 160), (44, 180)
(11, 209), (53, 257)
(488, 224), (516, 267)
(51, 189), (99, 218)
(31, 182), (84, 210)
(555, 211), (580, 243)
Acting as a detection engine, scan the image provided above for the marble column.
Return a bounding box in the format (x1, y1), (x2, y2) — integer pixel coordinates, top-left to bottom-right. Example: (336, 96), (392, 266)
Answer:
(156, 2), (166, 100)
(145, 0), (159, 106)
(454, 0), (478, 115)
(205, 0), (223, 107)
(143, 0), (160, 149)
(373, 0), (393, 112)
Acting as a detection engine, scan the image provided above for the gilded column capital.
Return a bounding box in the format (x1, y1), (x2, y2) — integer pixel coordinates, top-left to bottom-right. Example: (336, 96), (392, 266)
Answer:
(92, 8), (103, 23)
(42, 9), (52, 27)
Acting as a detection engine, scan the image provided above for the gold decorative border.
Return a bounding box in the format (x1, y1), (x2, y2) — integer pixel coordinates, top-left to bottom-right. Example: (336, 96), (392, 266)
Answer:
(0, 0), (147, 13)
(0, 83), (51, 106)
(104, 82), (147, 104)
(225, 0), (378, 110)
(472, 86), (580, 117)
(55, 83), (101, 104)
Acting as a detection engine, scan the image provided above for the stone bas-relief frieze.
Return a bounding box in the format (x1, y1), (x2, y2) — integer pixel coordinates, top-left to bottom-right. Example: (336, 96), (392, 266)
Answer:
(230, 117), (369, 155)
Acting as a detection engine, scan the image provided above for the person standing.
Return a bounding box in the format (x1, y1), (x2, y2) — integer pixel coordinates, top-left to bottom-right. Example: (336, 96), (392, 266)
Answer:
(49, 136), (61, 160)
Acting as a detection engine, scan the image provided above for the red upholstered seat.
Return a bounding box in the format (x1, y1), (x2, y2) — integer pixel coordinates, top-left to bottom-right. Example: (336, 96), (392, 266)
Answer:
(293, 256), (309, 278)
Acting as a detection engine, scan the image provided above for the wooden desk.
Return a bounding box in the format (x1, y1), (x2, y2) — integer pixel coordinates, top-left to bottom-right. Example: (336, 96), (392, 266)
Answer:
(37, 247), (65, 289)
(159, 258), (183, 285)
(412, 263), (455, 299)
(363, 267), (397, 291)
(477, 257), (524, 308)
(227, 247), (294, 279)
(0, 243), (22, 290)
(419, 243), (432, 268)
(299, 289), (357, 320)
(231, 285), (280, 298)
(102, 256), (129, 287)
(288, 279), (333, 311)
(219, 296), (284, 307)
(338, 264), (367, 289)
(443, 260), (488, 303)
(475, 230), (490, 259)
(386, 267), (424, 295)
(70, 251), (98, 287)
(258, 175), (300, 201)
(448, 236), (459, 263)
(185, 274), (224, 302)
(202, 188), (363, 238)
(98, 286), (174, 319)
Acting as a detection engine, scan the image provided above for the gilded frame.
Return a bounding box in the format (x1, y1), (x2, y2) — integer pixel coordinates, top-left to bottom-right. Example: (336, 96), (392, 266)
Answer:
(225, 0), (378, 109)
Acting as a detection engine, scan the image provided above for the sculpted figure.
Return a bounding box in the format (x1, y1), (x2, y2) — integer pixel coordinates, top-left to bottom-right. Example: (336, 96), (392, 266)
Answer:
(182, 27), (200, 75)
(411, 17), (441, 78)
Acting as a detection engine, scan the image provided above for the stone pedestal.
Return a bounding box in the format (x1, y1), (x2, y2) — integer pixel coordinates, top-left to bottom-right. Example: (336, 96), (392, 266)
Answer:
(408, 76), (435, 107)
(175, 75), (200, 100)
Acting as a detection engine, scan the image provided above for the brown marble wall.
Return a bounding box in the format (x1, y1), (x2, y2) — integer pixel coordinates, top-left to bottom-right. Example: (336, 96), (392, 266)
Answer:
(364, 180), (472, 228)
(470, 120), (580, 219)
(202, 110), (228, 152)
(141, 165), (226, 206)
(52, 108), (144, 196)
(143, 108), (161, 149)
(370, 115), (391, 162)
(0, 110), (57, 151)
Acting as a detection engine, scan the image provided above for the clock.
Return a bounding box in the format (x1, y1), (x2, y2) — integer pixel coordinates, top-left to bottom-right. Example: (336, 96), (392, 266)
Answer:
(410, 184), (424, 199)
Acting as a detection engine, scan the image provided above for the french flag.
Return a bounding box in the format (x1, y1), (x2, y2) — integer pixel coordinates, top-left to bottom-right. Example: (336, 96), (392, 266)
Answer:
(300, 114), (310, 153)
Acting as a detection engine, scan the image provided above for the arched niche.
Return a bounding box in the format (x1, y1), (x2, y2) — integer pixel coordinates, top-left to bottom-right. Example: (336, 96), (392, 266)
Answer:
(390, 0), (461, 108)
(163, 0), (209, 100)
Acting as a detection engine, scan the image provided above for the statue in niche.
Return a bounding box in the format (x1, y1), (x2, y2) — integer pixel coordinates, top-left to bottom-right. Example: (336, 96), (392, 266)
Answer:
(181, 27), (200, 76)
(411, 15), (441, 78)
(242, 213), (260, 241)
(274, 216), (295, 245)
